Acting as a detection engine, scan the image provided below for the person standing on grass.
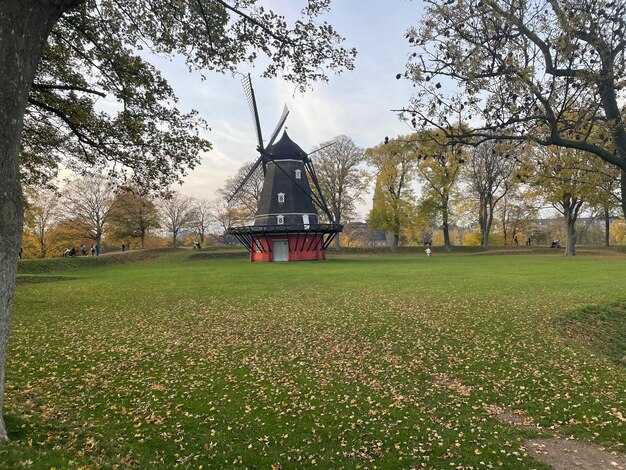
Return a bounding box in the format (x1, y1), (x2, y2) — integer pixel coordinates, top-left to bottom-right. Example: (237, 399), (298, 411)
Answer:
(90, 244), (95, 256)
(425, 247), (432, 258)
(122, 241), (126, 252)
(95, 243), (100, 256)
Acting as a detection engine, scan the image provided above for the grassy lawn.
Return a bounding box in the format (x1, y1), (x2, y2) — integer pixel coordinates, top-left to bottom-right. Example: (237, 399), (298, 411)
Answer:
(3, 248), (626, 468)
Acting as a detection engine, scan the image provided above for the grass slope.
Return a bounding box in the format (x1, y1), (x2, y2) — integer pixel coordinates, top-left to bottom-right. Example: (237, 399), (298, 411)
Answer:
(558, 300), (626, 365)
(3, 249), (626, 468)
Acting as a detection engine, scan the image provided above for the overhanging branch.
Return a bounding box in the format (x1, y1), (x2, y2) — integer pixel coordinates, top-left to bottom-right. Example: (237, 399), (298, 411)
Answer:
(32, 83), (106, 97)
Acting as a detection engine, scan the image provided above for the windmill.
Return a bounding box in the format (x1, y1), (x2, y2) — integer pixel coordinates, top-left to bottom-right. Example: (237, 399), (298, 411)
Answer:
(227, 75), (342, 262)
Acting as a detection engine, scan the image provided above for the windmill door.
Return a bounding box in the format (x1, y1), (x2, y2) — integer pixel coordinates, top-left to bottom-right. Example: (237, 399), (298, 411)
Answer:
(273, 240), (289, 262)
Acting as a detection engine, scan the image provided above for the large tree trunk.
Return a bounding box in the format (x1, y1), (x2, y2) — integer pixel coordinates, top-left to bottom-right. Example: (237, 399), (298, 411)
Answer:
(621, 169), (626, 220)
(333, 210), (341, 250)
(604, 207), (610, 247)
(1, 0), (74, 441)
(389, 233), (399, 253)
(565, 215), (576, 256)
(38, 236), (46, 258)
(478, 196), (487, 247)
(442, 205), (451, 252)
(482, 201), (494, 249)
(562, 199), (580, 257)
(334, 234), (341, 250)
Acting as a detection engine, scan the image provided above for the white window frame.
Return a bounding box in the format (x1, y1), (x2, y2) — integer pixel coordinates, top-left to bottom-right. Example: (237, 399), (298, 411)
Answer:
(277, 192), (285, 203)
(277, 215), (284, 225)
(295, 169), (302, 179)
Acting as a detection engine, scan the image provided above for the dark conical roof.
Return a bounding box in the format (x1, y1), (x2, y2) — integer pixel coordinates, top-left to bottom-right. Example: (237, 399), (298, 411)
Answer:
(266, 131), (307, 160)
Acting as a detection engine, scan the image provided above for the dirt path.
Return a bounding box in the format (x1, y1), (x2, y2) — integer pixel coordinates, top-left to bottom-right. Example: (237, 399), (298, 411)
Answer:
(486, 405), (626, 469)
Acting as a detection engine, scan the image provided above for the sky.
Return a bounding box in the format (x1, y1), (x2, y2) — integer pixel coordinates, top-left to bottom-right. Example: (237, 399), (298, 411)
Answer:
(146, 0), (424, 220)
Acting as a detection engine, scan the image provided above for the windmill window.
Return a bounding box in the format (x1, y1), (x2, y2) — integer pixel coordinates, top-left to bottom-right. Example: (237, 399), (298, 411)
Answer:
(277, 215), (284, 225)
(277, 193), (285, 203)
(295, 169), (302, 179)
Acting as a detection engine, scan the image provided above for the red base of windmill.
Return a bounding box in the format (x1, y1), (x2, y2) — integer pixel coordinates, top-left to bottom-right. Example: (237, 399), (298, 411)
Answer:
(229, 224), (341, 262)
(250, 234), (325, 262)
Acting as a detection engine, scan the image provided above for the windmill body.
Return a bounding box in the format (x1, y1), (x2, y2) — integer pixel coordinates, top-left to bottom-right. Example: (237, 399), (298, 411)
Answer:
(227, 76), (342, 262)
(254, 132), (319, 226)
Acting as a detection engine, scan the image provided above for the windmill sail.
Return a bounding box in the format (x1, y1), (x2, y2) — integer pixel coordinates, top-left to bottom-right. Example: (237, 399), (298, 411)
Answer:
(227, 155), (264, 203)
(305, 156), (334, 223)
(267, 104), (290, 148)
(242, 74), (264, 151)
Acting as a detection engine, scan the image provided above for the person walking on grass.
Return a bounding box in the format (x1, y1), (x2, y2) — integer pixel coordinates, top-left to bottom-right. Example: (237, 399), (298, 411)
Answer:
(90, 244), (95, 256)
(95, 243), (100, 256)
(81, 244), (87, 256)
(122, 241), (126, 252)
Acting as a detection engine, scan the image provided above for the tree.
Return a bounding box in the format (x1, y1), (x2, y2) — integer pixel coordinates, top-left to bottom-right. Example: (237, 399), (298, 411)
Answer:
(109, 191), (161, 249)
(160, 192), (195, 247)
(533, 147), (607, 255)
(464, 141), (518, 249)
(365, 137), (418, 252)
(209, 196), (249, 245)
(402, 0), (626, 219)
(63, 174), (116, 246)
(189, 199), (213, 244)
(23, 188), (61, 258)
(312, 135), (368, 248)
(496, 186), (541, 246)
(588, 164), (622, 246)
(0, 0), (354, 439)
(221, 160), (265, 221)
(415, 131), (463, 251)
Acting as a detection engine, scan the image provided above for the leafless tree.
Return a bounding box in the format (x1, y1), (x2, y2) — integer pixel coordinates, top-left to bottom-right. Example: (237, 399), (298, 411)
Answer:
(222, 160), (265, 221)
(189, 198), (214, 244)
(312, 135), (368, 248)
(63, 174), (116, 246)
(496, 187), (542, 245)
(465, 142), (518, 248)
(159, 192), (194, 247)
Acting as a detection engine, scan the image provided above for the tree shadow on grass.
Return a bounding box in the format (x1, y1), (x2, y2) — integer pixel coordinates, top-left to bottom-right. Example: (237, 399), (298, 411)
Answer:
(555, 300), (626, 366)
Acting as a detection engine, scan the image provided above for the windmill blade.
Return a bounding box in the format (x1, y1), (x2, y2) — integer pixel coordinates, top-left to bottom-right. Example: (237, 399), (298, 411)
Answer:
(304, 158), (334, 223)
(306, 141), (335, 158)
(267, 104), (290, 148)
(227, 155), (264, 203)
(242, 74), (264, 151)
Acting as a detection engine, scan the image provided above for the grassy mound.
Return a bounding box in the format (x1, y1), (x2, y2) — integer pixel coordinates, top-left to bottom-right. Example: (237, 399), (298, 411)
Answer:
(188, 247), (248, 260)
(557, 301), (626, 365)
(17, 248), (176, 275)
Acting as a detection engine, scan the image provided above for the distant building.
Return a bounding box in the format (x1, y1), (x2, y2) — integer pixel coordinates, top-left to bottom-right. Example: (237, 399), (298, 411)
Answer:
(342, 222), (389, 247)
